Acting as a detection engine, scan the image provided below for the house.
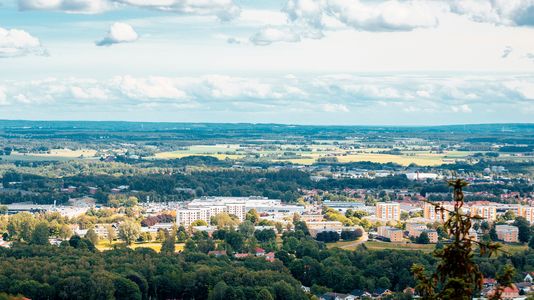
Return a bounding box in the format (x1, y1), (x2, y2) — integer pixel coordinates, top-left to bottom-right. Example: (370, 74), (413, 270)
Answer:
(207, 250), (227, 257)
(373, 288), (393, 298)
(320, 292), (355, 300)
(88, 187), (98, 195)
(486, 284), (519, 299)
(515, 282), (532, 295)
(524, 273), (533, 283)
(483, 278), (497, 288)
(234, 253), (250, 259)
(265, 252), (275, 262)
(377, 226), (404, 242)
(255, 247), (265, 256)
(495, 225), (519, 243)
(350, 289), (372, 298)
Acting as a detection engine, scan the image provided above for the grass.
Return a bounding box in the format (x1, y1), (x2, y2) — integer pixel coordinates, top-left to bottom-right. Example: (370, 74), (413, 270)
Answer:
(328, 240), (436, 252)
(328, 240), (529, 255)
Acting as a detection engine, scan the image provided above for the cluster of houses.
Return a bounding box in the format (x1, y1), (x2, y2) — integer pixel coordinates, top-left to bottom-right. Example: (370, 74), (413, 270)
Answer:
(316, 273), (534, 300)
(208, 247), (275, 262)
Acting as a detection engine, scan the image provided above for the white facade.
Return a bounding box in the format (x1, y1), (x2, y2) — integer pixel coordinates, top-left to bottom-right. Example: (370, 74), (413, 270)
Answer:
(176, 196), (302, 227)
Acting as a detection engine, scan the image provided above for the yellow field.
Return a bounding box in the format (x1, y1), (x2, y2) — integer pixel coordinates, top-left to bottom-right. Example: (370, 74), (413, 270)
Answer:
(31, 149), (97, 157)
(96, 241), (185, 252)
(153, 152), (244, 160)
(151, 143), (474, 167)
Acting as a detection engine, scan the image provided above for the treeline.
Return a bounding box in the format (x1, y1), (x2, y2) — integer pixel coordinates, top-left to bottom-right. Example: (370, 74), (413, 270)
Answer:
(2, 166), (532, 205)
(0, 243), (306, 300)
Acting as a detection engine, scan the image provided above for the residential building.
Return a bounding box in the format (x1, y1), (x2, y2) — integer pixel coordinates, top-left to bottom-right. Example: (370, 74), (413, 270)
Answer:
(495, 225), (519, 243)
(517, 206), (534, 224)
(423, 202), (452, 222)
(470, 205), (497, 221)
(306, 221), (343, 238)
(376, 202), (400, 221)
(377, 226), (403, 242)
(406, 223), (438, 243)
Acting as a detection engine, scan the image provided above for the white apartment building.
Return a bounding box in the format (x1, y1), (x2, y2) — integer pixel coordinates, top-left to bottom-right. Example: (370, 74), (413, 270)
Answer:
(176, 197), (302, 227)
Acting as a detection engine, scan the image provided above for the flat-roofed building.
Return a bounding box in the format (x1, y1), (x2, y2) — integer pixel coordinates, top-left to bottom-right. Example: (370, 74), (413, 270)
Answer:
(306, 221), (343, 238)
(406, 223), (428, 237)
(177, 196), (302, 227)
(406, 223), (439, 243)
(495, 225), (519, 243)
(470, 205), (497, 222)
(423, 202), (452, 222)
(377, 226), (403, 242)
(376, 202), (400, 221)
(517, 206), (534, 224)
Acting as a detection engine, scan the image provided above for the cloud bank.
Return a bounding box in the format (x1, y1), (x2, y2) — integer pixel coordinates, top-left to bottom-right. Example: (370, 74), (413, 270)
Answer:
(0, 27), (47, 57)
(18, 0), (240, 20)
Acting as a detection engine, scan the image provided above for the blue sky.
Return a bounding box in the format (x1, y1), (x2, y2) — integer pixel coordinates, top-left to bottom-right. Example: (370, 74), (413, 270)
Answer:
(0, 0), (533, 125)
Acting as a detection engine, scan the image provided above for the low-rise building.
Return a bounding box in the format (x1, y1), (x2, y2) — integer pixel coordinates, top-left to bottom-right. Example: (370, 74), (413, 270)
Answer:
(377, 226), (403, 242)
(495, 225), (519, 243)
(306, 221), (343, 238)
(406, 223), (438, 243)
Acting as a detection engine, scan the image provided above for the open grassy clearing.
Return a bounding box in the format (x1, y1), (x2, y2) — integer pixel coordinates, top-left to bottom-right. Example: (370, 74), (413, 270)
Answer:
(96, 241), (185, 252)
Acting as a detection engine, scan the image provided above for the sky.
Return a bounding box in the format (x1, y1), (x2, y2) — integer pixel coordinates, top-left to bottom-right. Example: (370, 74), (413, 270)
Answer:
(0, 0), (534, 125)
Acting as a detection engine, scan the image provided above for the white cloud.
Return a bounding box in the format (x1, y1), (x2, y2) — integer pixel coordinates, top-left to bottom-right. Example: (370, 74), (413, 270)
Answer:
(449, 0), (534, 26)
(114, 0), (240, 21)
(502, 46), (513, 58)
(113, 75), (187, 100)
(96, 22), (138, 46)
(18, 0), (111, 13)
(283, 0), (439, 33)
(0, 27), (47, 57)
(1, 74), (533, 124)
(321, 103), (349, 112)
(0, 87), (8, 105)
(250, 26), (301, 45)
(18, 0), (240, 20)
(70, 86), (110, 100)
(451, 104), (472, 113)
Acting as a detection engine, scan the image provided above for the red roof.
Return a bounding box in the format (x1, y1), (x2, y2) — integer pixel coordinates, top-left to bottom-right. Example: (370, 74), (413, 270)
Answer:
(255, 247), (265, 253)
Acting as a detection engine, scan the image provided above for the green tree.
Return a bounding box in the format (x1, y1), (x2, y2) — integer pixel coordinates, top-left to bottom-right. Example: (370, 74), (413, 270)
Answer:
(118, 220), (141, 245)
(161, 234), (176, 254)
(209, 281), (228, 300)
(256, 288), (274, 300)
(7, 212), (35, 241)
(59, 224), (72, 240)
(105, 224), (116, 245)
(489, 226), (498, 241)
(246, 209), (259, 224)
(191, 219), (208, 226)
(85, 228), (99, 245)
(113, 277), (141, 300)
(529, 235), (534, 249)
(238, 220), (255, 237)
(30, 222), (49, 245)
(416, 232), (430, 244)
(412, 179), (512, 300)
(513, 217), (531, 244)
